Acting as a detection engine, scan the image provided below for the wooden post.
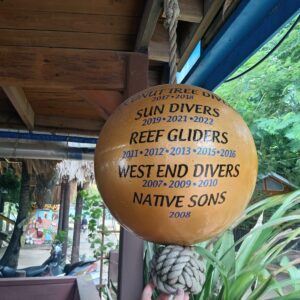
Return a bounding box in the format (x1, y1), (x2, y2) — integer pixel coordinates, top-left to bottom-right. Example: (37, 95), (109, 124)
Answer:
(57, 182), (65, 232)
(117, 53), (148, 300)
(62, 175), (70, 259)
(71, 182), (83, 264)
(0, 193), (4, 248)
(99, 205), (106, 297)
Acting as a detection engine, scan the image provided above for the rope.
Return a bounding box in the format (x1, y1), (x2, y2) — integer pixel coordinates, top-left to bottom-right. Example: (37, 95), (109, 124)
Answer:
(149, 4), (206, 296)
(164, 0), (180, 84)
(151, 245), (206, 295)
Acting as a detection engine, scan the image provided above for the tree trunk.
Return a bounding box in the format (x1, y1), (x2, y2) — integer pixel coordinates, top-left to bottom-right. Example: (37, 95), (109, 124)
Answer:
(0, 194), (4, 248)
(58, 181), (65, 232)
(0, 162), (30, 268)
(62, 176), (70, 260)
(71, 183), (83, 264)
(6, 203), (12, 232)
(0, 194), (4, 229)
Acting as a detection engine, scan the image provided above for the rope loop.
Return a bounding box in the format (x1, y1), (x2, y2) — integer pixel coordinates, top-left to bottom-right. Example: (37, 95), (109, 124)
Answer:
(151, 245), (206, 295)
(164, 0), (180, 28)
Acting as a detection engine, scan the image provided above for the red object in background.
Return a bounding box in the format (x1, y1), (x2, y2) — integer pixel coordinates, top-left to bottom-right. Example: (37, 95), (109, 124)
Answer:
(36, 231), (43, 238)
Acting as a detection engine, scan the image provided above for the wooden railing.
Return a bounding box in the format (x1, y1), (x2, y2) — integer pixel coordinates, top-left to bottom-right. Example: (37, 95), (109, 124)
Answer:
(0, 276), (100, 300)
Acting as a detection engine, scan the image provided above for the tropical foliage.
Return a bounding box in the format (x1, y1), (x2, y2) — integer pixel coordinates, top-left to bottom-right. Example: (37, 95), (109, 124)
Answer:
(144, 191), (300, 299)
(82, 187), (117, 259)
(0, 168), (20, 204)
(216, 17), (300, 186)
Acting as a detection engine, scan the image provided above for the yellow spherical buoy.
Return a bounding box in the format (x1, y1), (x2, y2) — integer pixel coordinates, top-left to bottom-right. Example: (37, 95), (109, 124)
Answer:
(95, 84), (257, 245)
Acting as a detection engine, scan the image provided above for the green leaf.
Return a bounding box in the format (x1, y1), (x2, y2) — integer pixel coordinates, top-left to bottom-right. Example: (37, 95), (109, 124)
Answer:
(227, 271), (255, 299)
(272, 291), (300, 300)
(280, 256), (300, 290)
(217, 230), (235, 274)
(247, 276), (273, 300)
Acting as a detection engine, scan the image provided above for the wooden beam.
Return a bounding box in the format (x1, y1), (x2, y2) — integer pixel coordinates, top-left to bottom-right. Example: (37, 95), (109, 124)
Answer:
(124, 53), (149, 99)
(177, 0), (224, 70)
(0, 9), (139, 35)
(135, 0), (163, 52)
(23, 88), (103, 121)
(35, 115), (104, 132)
(0, 46), (127, 90)
(0, 112), (102, 136)
(0, 29), (135, 52)
(202, 0), (240, 48)
(137, 0), (204, 55)
(0, 0), (144, 17)
(178, 0), (204, 22)
(78, 90), (123, 120)
(149, 22), (179, 62)
(147, 1), (204, 60)
(148, 68), (163, 86)
(2, 86), (34, 130)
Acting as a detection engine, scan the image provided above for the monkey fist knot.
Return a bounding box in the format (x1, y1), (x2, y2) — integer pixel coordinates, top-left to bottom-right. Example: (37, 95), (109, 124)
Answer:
(151, 245), (206, 295)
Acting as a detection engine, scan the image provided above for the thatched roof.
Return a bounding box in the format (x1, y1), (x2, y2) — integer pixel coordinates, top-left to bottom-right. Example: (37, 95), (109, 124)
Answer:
(56, 160), (94, 184)
(0, 159), (59, 177)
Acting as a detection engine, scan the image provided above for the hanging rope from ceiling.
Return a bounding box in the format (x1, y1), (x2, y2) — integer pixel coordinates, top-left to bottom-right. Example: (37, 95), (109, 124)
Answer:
(164, 0), (180, 84)
(148, 1), (206, 296)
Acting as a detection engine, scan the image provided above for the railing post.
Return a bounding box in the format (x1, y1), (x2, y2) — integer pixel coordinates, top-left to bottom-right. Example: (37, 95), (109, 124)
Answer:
(117, 52), (148, 300)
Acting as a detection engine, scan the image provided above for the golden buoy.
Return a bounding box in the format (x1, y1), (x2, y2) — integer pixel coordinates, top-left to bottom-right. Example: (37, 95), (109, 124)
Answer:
(95, 84), (257, 245)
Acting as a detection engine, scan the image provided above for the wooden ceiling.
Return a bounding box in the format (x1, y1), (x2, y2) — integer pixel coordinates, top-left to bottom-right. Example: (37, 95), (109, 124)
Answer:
(0, 0), (239, 137)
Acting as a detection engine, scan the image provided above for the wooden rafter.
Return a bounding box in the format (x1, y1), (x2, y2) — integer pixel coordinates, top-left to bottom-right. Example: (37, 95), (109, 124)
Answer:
(0, 112), (103, 136)
(35, 115), (104, 133)
(0, 0), (234, 137)
(0, 9), (139, 35)
(78, 90), (123, 120)
(149, 22), (177, 62)
(0, 29), (135, 52)
(2, 86), (34, 130)
(135, 0), (163, 52)
(0, 0), (144, 16)
(202, 0), (240, 48)
(177, 0), (224, 70)
(178, 0), (203, 22)
(136, 0), (204, 56)
(0, 46), (128, 90)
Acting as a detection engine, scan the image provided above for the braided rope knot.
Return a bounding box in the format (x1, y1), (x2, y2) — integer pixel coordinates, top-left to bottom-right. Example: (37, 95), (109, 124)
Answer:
(164, 0), (180, 28)
(151, 245), (206, 295)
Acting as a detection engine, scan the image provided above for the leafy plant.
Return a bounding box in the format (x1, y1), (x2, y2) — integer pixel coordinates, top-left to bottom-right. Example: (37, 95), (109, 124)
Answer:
(216, 17), (300, 186)
(82, 187), (118, 259)
(0, 169), (21, 204)
(144, 191), (300, 299)
(54, 230), (67, 244)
